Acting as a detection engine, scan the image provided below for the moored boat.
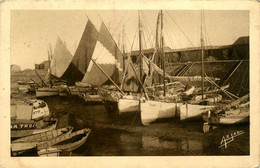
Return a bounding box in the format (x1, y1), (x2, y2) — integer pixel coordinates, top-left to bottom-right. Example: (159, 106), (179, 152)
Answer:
(37, 128), (91, 151)
(82, 92), (102, 104)
(12, 126), (73, 143)
(11, 126), (73, 155)
(140, 99), (180, 125)
(58, 85), (69, 97)
(180, 103), (215, 121)
(11, 118), (58, 138)
(205, 101), (249, 125)
(36, 87), (59, 97)
(118, 95), (140, 115)
(11, 99), (50, 121)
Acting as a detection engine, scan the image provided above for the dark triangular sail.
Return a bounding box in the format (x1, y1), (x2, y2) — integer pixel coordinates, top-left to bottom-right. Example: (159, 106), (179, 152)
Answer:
(81, 22), (124, 86)
(61, 20), (98, 85)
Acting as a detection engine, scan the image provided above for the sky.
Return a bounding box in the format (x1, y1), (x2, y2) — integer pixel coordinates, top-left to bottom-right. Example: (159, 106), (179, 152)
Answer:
(10, 10), (249, 70)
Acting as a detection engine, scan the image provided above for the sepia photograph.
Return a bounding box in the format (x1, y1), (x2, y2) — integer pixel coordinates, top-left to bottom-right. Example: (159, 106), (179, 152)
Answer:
(1, 1), (259, 168)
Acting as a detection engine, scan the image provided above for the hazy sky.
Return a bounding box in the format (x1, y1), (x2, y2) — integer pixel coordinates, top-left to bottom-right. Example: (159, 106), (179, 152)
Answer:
(11, 10), (249, 70)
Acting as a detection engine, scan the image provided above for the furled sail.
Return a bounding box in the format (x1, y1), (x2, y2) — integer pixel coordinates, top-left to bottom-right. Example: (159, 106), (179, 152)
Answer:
(81, 22), (124, 86)
(61, 20), (98, 85)
(50, 36), (73, 78)
(122, 54), (151, 92)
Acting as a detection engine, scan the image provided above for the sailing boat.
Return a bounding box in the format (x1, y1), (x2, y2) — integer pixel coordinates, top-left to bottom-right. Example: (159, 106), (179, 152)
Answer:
(139, 10), (182, 125)
(80, 20), (124, 104)
(179, 10), (224, 121)
(117, 11), (153, 116)
(36, 36), (73, 97)
(63, 20), (99, 97)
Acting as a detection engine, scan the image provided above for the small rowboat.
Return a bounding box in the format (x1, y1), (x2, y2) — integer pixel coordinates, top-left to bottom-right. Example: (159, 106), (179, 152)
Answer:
(12, 126), (73, 143)
(38, 128), (91, 152)
(11, 126), (73, 156)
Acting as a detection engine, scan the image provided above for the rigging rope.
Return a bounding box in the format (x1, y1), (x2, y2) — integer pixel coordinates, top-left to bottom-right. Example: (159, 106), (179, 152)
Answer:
(165, 10), (194, 47)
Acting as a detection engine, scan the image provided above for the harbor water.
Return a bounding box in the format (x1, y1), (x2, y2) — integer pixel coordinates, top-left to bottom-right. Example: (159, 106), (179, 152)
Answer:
(12, 92), (249, 156)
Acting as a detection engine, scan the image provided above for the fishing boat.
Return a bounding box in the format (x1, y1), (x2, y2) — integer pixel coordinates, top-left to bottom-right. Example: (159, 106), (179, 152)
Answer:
(79, 20), (124, 104)
(202, 94), (249, 132)
(140, 98), (181, 125)
(180, 103), (215, 121)
(117, 94), (140, 115)
(177, 11), (229, 121)
(58, 85), (69, 97)
(11, 126), (73, 155)
(12, 126), (73, 143)
(11, 99), (50, 121)
(37, 128), (91, 152)
(210, 102), (249, 124)
(61, 20), (99, 100)
(36, 36), (73, 97)
(11, 118), (58, 138)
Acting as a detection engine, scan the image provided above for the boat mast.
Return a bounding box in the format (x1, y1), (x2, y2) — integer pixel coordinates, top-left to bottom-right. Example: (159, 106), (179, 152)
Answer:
(122, 25), (126, 73)
(201, 10), (205, 100)
(138, 11), (143, 93)
(161, 10), (166, 96)
(48, 44), (53, 87)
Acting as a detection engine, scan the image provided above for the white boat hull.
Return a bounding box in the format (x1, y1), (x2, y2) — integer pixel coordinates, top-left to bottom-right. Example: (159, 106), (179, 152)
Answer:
(118, 98), (139, 115)
(140, 100), (180, 125)
(180, 104), (215, 121)
(36, 87), (59, 97)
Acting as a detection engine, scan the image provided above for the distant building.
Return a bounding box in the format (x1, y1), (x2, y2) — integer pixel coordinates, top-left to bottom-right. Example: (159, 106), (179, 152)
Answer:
(35, 60), (50, 70)
(130, 36), (249, 63)
(11, 64), (21, 72)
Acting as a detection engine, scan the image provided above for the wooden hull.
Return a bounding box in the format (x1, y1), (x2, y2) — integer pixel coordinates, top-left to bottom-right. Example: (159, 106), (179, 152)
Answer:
(98, 88), (121, 113)
(210, 104), (249, 125)
(11, 99), (50, 121)
(67, 87), (79, 96)
(11, 119), (58, 138)
(38, 147), (61, 157)
(58, 86), (69, 97)
(11, 126), (72, 154)
(140, 100), (180, 125)
(82, 93), (102, 103)
(11, 144), (37, 156)
(12, 126), (73, 143)
(36, 87), (59, 97)
(192, 94), (222, 104)
(38, 128), (91, 151)
(118, 97), (139, 115)
(31, 101), (50, 121)
(180, 104), (215, 121)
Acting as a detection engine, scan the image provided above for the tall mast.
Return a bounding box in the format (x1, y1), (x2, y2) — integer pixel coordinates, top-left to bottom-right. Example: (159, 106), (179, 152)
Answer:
(138, 11), (143, 93)
(161, 10), (166, 96)
(201, 10), (205, 100)
(122, 25), (126, 73)
(49, 44), (53, 87)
